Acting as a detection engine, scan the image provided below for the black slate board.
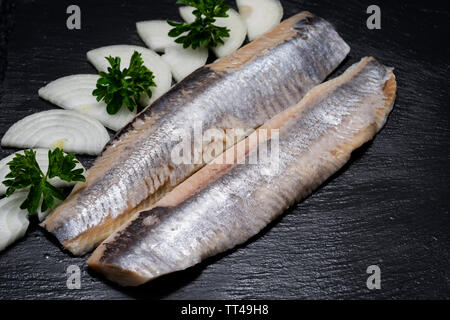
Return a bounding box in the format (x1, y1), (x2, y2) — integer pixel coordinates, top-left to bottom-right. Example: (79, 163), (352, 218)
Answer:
(0, 0), (449, 300)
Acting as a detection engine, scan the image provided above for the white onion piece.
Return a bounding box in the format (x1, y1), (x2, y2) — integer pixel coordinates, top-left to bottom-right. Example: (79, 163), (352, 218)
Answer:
(0, 149), (85, 196)
(236, 0), (283, 41)
(0, 192), (29, 251)
(136, 20), (209, 82)
(87, 45), (172, 106)
(37, 198), (63, 222)
(179, 6), (247, 58)
(1, 110), (109, 155)
(38, 209), (49, 222)
(162, 46), (208, 82)
(38, 75), (136, 131)
(136, 20), (174, 53)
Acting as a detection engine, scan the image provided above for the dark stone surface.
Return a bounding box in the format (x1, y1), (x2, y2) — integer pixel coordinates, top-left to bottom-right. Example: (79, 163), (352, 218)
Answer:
(0, 0), (449, 299)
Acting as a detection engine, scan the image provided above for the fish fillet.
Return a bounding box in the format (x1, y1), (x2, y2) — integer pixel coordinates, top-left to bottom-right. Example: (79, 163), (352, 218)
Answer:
(42, 12), (350, 255)
(87, 57), (396, 286)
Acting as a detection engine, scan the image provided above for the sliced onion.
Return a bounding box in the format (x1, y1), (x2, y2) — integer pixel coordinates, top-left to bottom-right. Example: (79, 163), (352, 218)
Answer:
(87, 45), (172, 106)
(37, 198), (62, 222)
(1, 110), (110, 155)
(0, 149), (85, 196)
(137, 20), (209, 82)
(236, 0), (283, 41)
(0, 192), (29, 251)
(136, 20), (174, 53)
(179, 6), (247, 58)
(38, 75), (136, 131)
(162, 46), (208, 82)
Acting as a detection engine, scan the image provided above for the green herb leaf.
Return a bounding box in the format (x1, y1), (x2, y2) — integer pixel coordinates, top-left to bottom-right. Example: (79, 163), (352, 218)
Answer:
(2, 148), (86, 214)
(92, 51), (157, 115)
(47, 148), (85, 182)
(167, 0), (231, 50)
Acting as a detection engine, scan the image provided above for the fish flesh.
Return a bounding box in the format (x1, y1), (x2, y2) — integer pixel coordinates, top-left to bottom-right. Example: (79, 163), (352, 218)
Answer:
(88, 57), (396, 285)
(87, 57), (396, 286)
(42, 12), (350, 255)
(44, 12), (350, 255)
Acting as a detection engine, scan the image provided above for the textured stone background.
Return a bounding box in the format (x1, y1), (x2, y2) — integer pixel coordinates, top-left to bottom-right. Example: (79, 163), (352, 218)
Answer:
(0, 0), (449, 299)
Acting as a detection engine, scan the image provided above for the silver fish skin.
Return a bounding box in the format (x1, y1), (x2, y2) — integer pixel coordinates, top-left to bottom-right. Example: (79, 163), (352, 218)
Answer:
(87, 57), (397, 286)
(42, 12), (350, 255)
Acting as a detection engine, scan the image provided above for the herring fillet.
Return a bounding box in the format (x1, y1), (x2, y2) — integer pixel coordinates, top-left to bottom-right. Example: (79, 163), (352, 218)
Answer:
(87, 57), (396, 286)
(42, 12), (350, 255)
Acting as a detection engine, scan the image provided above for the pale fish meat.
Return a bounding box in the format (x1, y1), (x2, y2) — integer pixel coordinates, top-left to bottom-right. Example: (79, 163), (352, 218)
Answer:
(87, 57), (397, 286)
(42, 12), (350, 255)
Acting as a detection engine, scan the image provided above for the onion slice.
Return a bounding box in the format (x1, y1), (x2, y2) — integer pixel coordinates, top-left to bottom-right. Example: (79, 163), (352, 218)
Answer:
(38, 75), (136, 131)
(1, 110), (110, 155)
(236, 0), (283, 41)
(162, 46), (208, 82)
(37, 198), (62, 222)
(87, 45), (172, 106)
(179, 6), (247, 58)
(0, 149), (85, 196)
(136, 20), (174, 53)
(0, 192), (29, 252)
(137, 20), (209, 82)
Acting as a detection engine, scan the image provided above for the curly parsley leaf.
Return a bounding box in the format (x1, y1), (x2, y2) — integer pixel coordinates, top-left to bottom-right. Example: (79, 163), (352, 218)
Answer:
(167, 0), (231, 49)
(92, 51), (156, 115)
(2, 149), (86, 214)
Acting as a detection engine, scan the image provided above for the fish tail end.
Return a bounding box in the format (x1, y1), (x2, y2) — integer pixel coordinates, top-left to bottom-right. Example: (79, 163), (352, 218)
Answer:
(377, 68), (397, 129)
(87, 250), (149, 287)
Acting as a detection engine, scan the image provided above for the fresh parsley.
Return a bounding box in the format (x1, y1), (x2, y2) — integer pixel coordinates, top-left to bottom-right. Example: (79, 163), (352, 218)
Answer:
(167, 0), (231, 49)
(2, 149), (85, 214)
(92, 51), (156, 115)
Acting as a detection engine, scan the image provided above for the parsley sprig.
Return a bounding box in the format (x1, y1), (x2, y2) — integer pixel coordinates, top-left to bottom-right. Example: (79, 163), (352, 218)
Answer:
(167, 0), (231, 49)
(93, 51), (156, 115)
(2, 149), (85, 214)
